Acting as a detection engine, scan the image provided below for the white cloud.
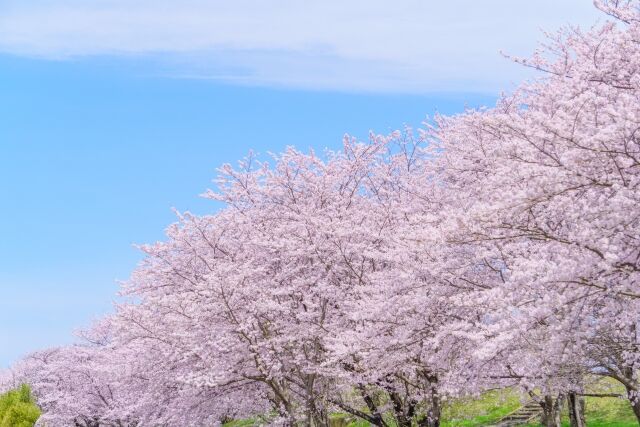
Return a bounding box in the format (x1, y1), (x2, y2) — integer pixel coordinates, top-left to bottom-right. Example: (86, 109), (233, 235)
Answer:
(0, 0), (604, 93)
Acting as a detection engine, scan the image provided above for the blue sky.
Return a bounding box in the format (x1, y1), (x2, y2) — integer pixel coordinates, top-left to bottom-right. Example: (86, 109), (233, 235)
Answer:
(0, 1), (602, 367)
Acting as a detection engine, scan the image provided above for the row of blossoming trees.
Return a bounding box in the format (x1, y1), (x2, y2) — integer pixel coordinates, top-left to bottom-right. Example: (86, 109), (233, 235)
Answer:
(3, 1), (640, 426)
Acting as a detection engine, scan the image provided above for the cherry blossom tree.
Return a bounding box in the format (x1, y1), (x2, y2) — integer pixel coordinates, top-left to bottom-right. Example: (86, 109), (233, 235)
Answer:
(14, 345), (137, 427)
(107, 136), (492, 426)
(429, 1), (640, 424)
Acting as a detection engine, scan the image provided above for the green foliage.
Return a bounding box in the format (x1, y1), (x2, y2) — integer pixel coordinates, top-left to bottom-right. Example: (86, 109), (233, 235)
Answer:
(223, 419), (260, 427)
(0, 384), (41, 427)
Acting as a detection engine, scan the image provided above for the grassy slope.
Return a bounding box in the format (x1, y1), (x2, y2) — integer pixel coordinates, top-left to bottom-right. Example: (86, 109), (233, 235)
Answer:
(441, 389), (522, 426)
(441, 381), (638, 427)
(339, 378), (639, 426)
(559, 377), (638, 427)
(223, 378), (640, 426)
(566, 394), (638, 427)
(439, 378), (638, 426)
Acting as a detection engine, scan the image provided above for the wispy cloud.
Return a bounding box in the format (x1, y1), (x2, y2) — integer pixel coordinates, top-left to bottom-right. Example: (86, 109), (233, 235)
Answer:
(0, 0), (602, 92)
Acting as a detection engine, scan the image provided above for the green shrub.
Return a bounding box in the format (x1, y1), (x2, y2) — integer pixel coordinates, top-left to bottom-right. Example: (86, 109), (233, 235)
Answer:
(0, 384), (41, 427)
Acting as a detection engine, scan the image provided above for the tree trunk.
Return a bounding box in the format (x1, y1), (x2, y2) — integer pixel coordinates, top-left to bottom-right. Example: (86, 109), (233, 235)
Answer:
(540, 394), (564, 427)
(356, 384), (386, 427)
(425, 391), (441, 427)
(304, 396), (325, 426)
(310, 406), (329, 427)
(567, 392), (586, 427)
(617, 365), (640, 424)
(418, 374), (441, 427)
(268, 382), (297, 426)
(388, 390), (411, 427)
(625, 385), (640, 423)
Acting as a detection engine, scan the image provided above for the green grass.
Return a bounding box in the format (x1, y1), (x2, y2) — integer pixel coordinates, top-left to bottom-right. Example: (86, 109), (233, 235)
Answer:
(222, 378), (640, 426)
(342, 378), (638, 427)
(442, 379), (638, 427)
(3, 379), (637, 427)
(441, 378), (639, 427)
(578, 395), (637, 426)
(555, 377), (638, 427)
(566, 395), (638, 427)
(441, 389), (522, 427)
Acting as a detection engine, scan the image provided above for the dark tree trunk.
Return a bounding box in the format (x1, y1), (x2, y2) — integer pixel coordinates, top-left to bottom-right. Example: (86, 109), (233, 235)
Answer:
(540, 394), (564, 427)
(310, 406), (329, 427)
(427, 388), (441, 427)
(268, 382), (296, 426)
(356, 384), (386, 427)
(304, 394), (327, 426)
(567, 392), (586, 427)
(74, 417), (100, 427)
(418, 374), (441, 427)
(424, 392), (441, 427)
(388, 390), (411, 427)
